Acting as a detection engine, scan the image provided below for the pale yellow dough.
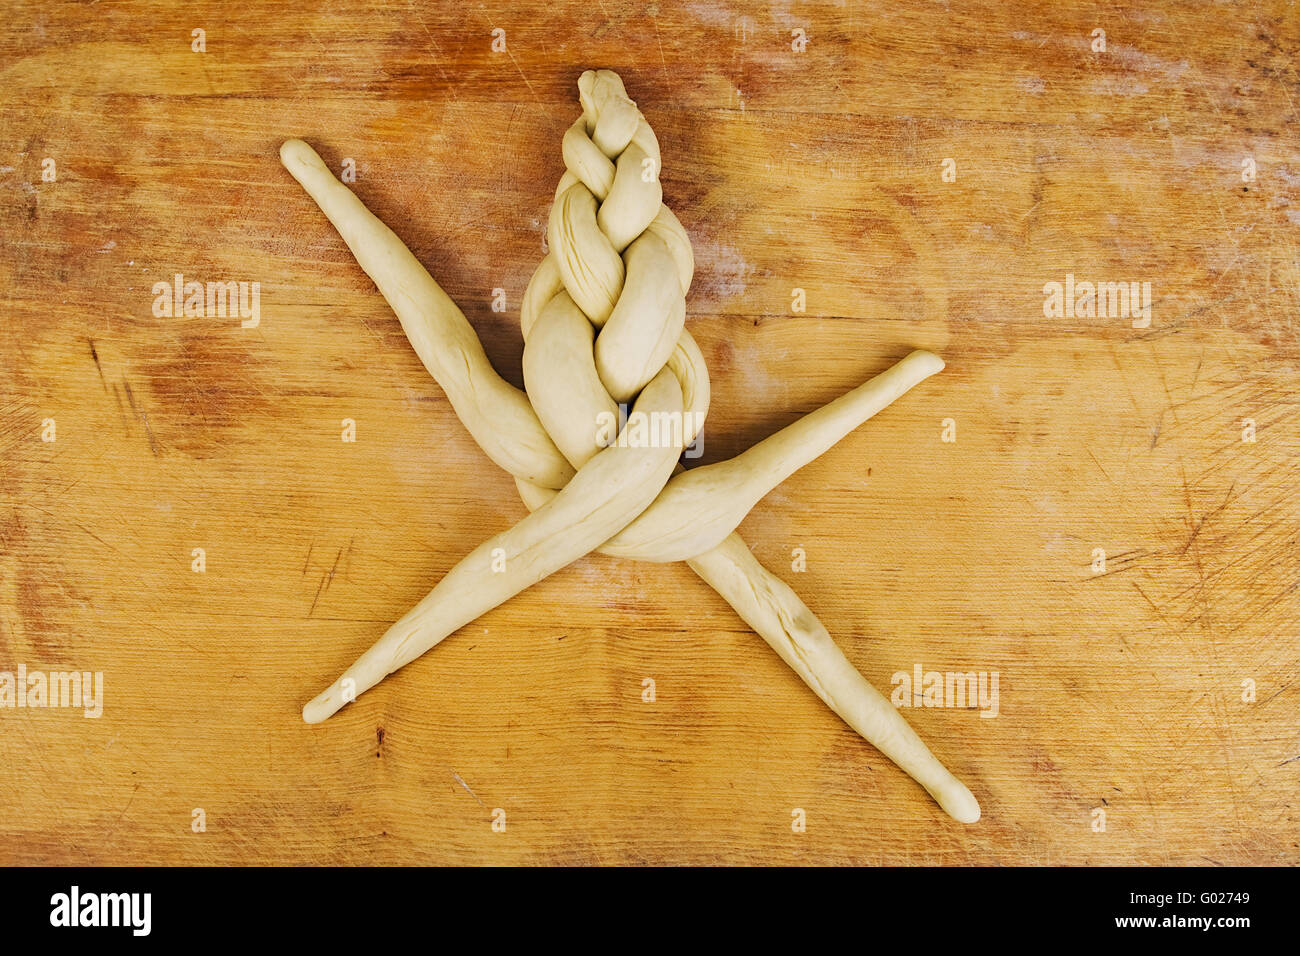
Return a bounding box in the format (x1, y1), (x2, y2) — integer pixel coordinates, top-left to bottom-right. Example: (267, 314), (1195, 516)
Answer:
(281, 69), (979, 824)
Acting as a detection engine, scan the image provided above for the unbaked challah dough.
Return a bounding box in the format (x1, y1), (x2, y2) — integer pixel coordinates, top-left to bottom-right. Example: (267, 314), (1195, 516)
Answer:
(279, 69), (979, 824)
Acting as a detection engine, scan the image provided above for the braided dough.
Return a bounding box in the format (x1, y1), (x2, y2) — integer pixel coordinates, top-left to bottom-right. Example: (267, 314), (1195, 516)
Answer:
(280, 70), (980, 824)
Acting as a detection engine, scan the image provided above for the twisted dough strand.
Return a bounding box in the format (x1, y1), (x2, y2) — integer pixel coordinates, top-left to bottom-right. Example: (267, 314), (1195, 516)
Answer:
(280, 69), (979, 823)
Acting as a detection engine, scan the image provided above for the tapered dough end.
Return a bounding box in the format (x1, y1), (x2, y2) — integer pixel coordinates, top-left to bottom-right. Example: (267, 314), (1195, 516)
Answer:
(938, 782), (981, 824)
(302, 681), (347, 724)
(280, 138), (327, 176)
(905, 348), (946, 377)
(280, 137), (307, 161)
(302, 700), (332, 725)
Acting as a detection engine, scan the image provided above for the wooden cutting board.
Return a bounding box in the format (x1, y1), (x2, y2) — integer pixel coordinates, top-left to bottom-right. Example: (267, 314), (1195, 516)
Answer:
(2, 0), (1297, 865)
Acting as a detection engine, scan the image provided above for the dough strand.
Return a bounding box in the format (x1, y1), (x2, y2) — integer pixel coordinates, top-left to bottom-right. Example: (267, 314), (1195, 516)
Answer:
(282, 69), (979, 823)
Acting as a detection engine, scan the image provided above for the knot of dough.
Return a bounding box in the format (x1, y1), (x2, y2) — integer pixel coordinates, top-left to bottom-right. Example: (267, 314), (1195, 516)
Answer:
(518, 69), (711, 487)
(279, 72), (978, 825)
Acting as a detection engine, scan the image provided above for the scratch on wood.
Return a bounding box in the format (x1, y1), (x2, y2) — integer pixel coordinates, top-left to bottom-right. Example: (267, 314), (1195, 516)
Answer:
(1258, 677), (1295, 708)
(87, 338), (106, 392)
(1084, 444), (1112, 485)
(451, 771), (486, 808)
(121, 379), (160, 457)
(111, 382), (128, 435)
(307, 549), (342, 617)
(1131, 581), (1171, 625)
(307, 573), (327, 618)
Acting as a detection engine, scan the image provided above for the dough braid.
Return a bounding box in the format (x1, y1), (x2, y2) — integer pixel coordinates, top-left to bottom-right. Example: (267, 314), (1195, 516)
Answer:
(517, 70), (711, 489)
(280, 69), (979, 823)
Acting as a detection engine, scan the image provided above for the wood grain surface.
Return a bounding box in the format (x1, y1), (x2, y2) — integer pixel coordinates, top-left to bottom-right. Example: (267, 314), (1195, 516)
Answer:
(2, 0), (1298, 865)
